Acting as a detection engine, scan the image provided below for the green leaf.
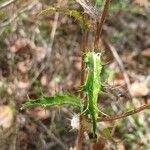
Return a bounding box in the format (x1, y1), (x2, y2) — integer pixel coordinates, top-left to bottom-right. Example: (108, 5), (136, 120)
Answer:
(38, 7), (88, 30)
(21, 94), (83, 110)
(101, 67), (113, 82)
(102, 127), (112, 139)
(96, 0), (103, 7)
(82, 52), (103, 138)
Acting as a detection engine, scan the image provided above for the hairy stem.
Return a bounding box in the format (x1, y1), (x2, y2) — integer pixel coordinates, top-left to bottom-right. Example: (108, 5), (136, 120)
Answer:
(94, 0), (110, 51)
(80, 30), (88, 98)
(97, 103), (150, 122)
(77, 15), (88, 150)
(75, 116), (85, 150)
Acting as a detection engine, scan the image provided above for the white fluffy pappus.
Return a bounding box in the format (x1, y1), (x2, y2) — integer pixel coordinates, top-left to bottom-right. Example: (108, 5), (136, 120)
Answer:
(70, 114), (80, 130)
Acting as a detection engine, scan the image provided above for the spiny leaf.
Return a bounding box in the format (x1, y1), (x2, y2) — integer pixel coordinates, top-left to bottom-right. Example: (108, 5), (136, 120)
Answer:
(38, 7), (88, 30)
(82, 52), (103, 138)
(21, 94), (83, 110)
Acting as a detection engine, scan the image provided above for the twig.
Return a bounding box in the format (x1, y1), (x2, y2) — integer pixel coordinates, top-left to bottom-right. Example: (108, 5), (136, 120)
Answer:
(31, 12), (59, 81)
(80, 30), (88, 98)
(77, 15), (88, 150)
(108, 43), (132, 96)
(0, 0), (17, 10)
(9, 102), (18, 150)
(47, 1), (61, 57)
(38, 121), (68, 150)
(75, 128), (83, 150)
(94, 0), (110, 51)
(75, 115), (88, 150)
(31, 0), (63, 83)
(0, 14), (18, 28)
(97, 103), (150, 122)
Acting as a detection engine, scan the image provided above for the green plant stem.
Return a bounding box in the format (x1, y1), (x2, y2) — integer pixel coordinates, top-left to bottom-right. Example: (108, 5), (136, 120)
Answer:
(94, 0), (110, 51)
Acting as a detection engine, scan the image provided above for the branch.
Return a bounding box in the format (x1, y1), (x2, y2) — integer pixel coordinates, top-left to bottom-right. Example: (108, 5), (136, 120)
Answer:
(78, 13), (88, 150)
(80, 31), (88, 86)
(94, 0), (110, 51)
(80, 17), (88, 98)
(0, 0), (17, 10)
(97, 103), (150, 122)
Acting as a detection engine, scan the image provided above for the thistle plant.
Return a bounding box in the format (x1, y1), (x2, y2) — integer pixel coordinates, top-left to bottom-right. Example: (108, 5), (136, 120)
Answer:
(21, 0), (150, 149)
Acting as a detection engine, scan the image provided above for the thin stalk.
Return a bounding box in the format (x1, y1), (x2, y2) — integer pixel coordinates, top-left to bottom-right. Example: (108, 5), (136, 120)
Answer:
(0, 0), (17, 10)
(94, 0), (110, 51)
(77, 30), (88, 150)
(80, 30), (88, 98)
(75, 116), (85, 150)
(77, 13), (88, 149)
(97, 103), (150, 122)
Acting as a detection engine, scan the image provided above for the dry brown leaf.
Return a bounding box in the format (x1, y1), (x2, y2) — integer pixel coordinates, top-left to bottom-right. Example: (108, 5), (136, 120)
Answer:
(141, 48), (150, 58)
(7, 83), (16, 95)
(17, 81), (30, 89)
(134, 0), (150, 7)
(26, 107), (50, 120)
(90, 137), (106, 150)
(9, 38), (35, 53)
(130, 81), (149, 97)
(9, 38), (29, 53)
(40, 75), (48, 86)
(117, 142), (125, 150)
(0, 105), (13, 129)
(35, 47), (46, 61)
(9, 46), (18, 53)
(108, 72), (126, 87)
(17, 60), (31, 73)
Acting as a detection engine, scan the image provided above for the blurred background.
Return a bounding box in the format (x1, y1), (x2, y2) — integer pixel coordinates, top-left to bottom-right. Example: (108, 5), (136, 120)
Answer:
(0, 0), (149, 149)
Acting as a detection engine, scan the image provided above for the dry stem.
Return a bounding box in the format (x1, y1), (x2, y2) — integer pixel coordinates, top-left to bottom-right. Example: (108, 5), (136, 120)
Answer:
(80, 30), (88, 97)
(78, 17), (88, 150)
(94, 0), (110, 51)
(97, 103), (150, 122)
(108, 42), (132, 96)
(0, 0), (17, 10)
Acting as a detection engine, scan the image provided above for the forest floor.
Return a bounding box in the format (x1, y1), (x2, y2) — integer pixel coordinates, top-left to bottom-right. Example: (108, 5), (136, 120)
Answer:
(0, 0), (150, 150)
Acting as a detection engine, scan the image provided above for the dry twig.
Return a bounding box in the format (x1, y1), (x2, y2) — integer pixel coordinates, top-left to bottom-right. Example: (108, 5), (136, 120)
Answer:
(31, 0), (63, 83)
(97, 103), (150, 122)
(0, 0), (17, 10)
(108, 43), (132, 96)
(94, 0), (110, 51)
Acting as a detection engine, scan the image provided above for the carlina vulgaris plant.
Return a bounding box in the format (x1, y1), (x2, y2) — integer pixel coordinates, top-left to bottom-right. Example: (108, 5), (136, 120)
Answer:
(21, 0), (150, 149)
